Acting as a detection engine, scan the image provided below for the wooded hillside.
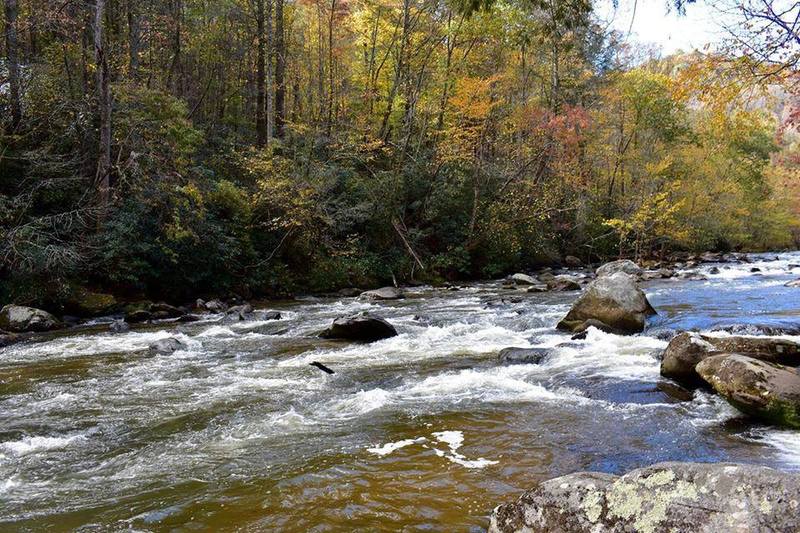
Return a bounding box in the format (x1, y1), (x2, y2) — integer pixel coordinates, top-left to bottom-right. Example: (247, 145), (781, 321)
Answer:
(1, 0), (799, 305)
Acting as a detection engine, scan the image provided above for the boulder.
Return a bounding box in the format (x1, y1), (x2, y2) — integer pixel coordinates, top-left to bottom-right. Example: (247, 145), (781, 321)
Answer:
(204, 299), (228, 313)
(660, 332), (800, 388)
(65, 289), (117, 317)
(546, 275), (581, 292)
(150, 302), (184, 318)
(262, 310), (282, 320)
(556, 272), (656, 334)
(0, 305), (61, 332)
(677, 271), (708, 281)
(510, 273), (538, 286)
(595, 259), (643, 279)
(708, 266), (720, 275)
(109, 319), (130, 333)
(124, 309), (152, 323)
(786, 278), (800, 288)
(699, 251), (722, 263)
(148, 337), (187, 355)
(498, 347), (550, 365)
(525, 284), (549, 293)
(537, 272), (556, 283)
(359, 287), (404, 301)
(490, 461), (800, 533)
(564, 255), (582, 267)
(697, 354), (800, 428)
(319, 313), (398, 342)
(226, 304), (254, 320)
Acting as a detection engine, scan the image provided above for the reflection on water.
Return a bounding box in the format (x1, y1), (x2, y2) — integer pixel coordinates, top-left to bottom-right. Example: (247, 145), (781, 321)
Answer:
(2, 252), (800, 530)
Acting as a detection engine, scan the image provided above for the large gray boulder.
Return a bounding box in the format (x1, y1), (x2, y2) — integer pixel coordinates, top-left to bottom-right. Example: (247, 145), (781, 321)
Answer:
(490, 462), (800, 533)
(697, 354), (800, 428)
(556, 273), (656, 334)
(359, 287), (404, 301)
(546, 275), (581, 292)
(0, 304), (61, 332)
(596, 259), (643, 279)
(320, 313), (398, 342)
(661, 332), (800, 388)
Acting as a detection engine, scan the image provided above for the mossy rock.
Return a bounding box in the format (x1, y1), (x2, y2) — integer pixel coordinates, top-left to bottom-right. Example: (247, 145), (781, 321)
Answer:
(696, 354), (800, 428)
(65, 289), (118, 317)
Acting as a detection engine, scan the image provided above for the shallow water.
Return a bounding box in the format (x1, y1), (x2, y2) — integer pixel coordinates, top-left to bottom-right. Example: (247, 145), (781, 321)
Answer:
(2, 253), (800, 531)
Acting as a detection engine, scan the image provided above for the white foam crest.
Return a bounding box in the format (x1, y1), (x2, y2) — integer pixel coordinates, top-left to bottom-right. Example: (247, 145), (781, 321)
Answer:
(197, 325), (237, 337)
(540, 327), (666, 380)
(0, 330), (196, 363)
(752, 430), (800, 468)
(0, 434), (86, 457)
(282, 322), (534, 368)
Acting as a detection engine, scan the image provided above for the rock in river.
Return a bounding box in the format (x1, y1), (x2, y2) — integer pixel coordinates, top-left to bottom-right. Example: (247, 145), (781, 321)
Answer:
(490, 461), (800, 533)
(510, 273), (538, 286)
(0, 304), (61, 332)
(595, 259), (643, 279)
(660, 332), (800, 388)
(556, 272), (656, 334)
(148, 337), (187, 355)
(697, 354), (800, 428)
(320, 313), (398, 342)
(498, 347), (550, 364)
(359, 287), (404, 300)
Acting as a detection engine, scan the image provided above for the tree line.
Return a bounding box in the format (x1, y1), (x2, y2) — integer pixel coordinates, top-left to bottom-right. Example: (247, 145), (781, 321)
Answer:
(1, 0), (798, 307)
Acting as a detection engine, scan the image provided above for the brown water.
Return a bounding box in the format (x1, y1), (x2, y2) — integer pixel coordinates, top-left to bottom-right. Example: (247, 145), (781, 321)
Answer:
(2, 253), (800, 531)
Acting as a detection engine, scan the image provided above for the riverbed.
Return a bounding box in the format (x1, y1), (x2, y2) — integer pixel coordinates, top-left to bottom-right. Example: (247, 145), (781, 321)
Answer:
(2, 253), (800, 531)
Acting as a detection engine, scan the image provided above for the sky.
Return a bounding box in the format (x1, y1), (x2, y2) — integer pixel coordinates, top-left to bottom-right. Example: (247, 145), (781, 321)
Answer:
(596, 0), (731, 55)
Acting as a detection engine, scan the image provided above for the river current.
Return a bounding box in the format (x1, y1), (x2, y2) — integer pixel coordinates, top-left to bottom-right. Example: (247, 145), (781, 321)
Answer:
(2, 253), (800, 531)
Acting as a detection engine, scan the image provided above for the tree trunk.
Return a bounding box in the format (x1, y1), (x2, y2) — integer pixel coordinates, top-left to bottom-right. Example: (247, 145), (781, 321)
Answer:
(256, 0), (267, 146)
(274, 0), (286, 136)
(266, 0), (274, 141)
(326, 0), (336, 136)
(127, 0), (140, 77)
(94, 0), (112, 213)
(4, 0), (21, 133)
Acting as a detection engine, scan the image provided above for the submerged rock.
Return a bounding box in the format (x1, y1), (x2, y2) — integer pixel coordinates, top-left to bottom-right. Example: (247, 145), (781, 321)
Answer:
(319, 313), (398, 342)
(261, 310), (282, 320)
(124, 309), (152, 323)
(595, 259), (643, 279)
(359, 287), (404, 301)
(660, 332), (800, 388)
(148, 337), (187, 355)
(0, 305), (61, 333)
(498, 347), (550, 365)
(556, 272), (656, 334)
(786, 278), (800, 288)
(490, 461), (800, 533)
(697, 354), (800, 428)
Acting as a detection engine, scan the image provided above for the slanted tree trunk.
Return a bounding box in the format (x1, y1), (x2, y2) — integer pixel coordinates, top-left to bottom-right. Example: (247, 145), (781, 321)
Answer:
(4, 0), (21, 133)
(93, 0), (112, 212)
(274, 0), (286, 136)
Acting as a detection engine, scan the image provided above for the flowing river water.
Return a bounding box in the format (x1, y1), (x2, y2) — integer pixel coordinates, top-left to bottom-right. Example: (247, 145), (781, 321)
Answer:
(3, 253), (800, 531)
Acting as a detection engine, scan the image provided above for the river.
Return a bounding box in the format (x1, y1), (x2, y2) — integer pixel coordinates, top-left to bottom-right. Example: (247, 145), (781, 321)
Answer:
(2, 253), (800, 531)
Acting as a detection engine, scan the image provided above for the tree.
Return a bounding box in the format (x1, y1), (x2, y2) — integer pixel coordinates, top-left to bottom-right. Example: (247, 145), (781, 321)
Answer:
(3, 0), (21, 133)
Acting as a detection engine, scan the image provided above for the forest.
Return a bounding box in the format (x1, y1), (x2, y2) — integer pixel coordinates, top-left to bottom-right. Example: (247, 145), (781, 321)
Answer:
(1, 0), (799, 307)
